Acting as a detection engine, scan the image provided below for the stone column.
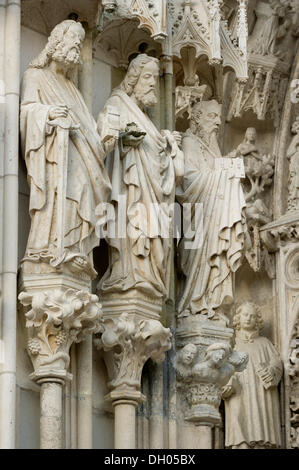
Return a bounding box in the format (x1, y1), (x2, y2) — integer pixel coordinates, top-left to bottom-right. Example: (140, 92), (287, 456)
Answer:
(261, 223), (299, 448)
(19, 279), (102, 449)
(40, 380), (64, 449)
(113, 394), (141, 449)
(0, 0), (20, 449)
(95, 312), (171, 450)
(162, 56), (174, 131)
(149, 362), (164, 449)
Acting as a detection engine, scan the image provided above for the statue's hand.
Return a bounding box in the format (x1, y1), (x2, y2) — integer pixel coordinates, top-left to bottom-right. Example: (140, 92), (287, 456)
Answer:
(122, 130), (146, 148)
(258, 366), (276, 388)
(48, 105), (69, 121)
(222, 384), (235, 399)
(103, 136), (117, 154)
(172, 131), (182, 148)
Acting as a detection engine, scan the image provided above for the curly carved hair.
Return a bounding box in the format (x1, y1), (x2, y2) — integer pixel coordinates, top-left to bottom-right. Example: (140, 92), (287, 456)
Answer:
(119, 54), (159, 96)
(204, 342), (232, 360)
(30, 20), (85, 69)
(234, 301), (264, 331)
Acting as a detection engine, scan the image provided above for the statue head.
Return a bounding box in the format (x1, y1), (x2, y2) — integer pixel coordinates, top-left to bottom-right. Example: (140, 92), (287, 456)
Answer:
(190, 99), (222, 140)
(204, 342), (232, 368)
(234, 302), (264, 333)
(179, 343), (197, 366)
(120, 54), (159, 108)
(245, 127), (257, 143)
(30, 20), (85, 70)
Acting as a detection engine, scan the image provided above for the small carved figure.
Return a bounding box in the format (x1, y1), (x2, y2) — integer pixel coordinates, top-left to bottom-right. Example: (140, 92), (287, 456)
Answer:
(230, 127), (274, 228)
(287, 116), (299, 211)
(223, 302), (283, 449)
(174, 343), (198, 382)
(192, 342), (248, 386)
(255, 0), (288, 56)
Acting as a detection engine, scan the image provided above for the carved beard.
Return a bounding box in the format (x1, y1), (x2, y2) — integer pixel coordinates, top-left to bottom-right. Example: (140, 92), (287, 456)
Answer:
(134, 89), (158, 108)
(52, 42), (81, 67)
(197, 125), (218, 145)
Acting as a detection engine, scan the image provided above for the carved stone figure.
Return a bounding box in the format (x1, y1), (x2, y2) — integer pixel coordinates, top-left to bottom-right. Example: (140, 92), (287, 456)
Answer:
(174, 343), (197, 383)
(97, 54), (184, 302)
(176, 100), (247, 323)
(223, 301), (283, 449)
(231, 127), (274, 223)
(287, 116), (299, 212)
(255, 0), (287, 56)
(192, 343), (248, 387)
(20, 20), (111, 278)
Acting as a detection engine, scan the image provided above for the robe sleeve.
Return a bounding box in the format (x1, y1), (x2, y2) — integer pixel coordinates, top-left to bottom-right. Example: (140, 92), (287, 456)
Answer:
(161, 130), (184, 183)
(268, 340), (283, 387)
(20, 69), (53, 214)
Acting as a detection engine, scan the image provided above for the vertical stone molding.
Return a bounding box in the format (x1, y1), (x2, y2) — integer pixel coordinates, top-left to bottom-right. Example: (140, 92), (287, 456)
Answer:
(94, 312), (171, 449)
(289, 314), (299, 448)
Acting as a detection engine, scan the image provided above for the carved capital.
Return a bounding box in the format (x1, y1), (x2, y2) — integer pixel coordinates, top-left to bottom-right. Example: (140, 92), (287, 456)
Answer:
(175, 341), (248, 425)
(94, 313), (171, 401)
(19, 288), (102, 383)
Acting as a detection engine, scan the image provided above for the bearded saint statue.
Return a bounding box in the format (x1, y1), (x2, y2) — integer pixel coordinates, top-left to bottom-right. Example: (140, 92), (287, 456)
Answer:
(176, 100), (247, 324)
(97, 54), (184, 302)
(20, 20), (111, 277)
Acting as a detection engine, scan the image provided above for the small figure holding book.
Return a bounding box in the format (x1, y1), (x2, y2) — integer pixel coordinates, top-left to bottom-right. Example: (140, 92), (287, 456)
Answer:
(223, 301), (282, 449)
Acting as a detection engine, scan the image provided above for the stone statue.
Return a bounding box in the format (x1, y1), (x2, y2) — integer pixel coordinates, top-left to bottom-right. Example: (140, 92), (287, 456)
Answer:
(176, 100), (247, 324)
(287, 116), (299, 212)
(174, 343), (198, 382)
(20, 20), (111, 278)
(234, 127), (262, 171)
(231, 127), (274, 224)
(97, 54), (184, 301)
(255, 0), (288, 56)
(192, 342), (248, 387)
(223, 301), (283, 449)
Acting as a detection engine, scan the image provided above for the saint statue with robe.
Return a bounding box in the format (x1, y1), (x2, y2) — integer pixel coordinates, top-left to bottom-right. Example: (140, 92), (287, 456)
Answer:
(177, 100), (247, 323)
(97, 54), (184, 301)
(20, 20), (111, 277)
(223, 302), (282, 449)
